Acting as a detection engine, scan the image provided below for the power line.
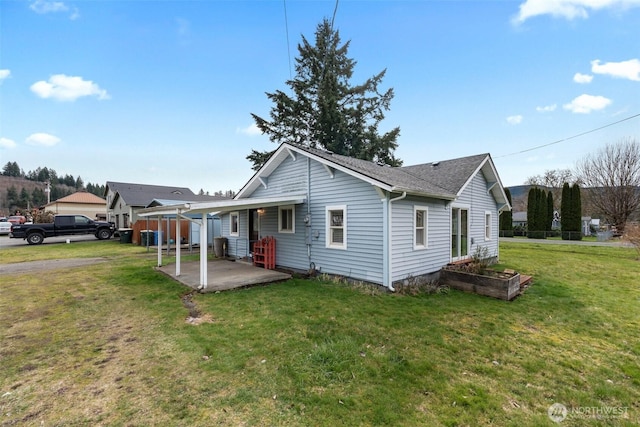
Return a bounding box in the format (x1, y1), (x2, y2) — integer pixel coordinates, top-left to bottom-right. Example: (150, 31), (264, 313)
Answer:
(283, 0), (292, 81)
(496, 112), (640, 158)
(330, 0), (339, 30)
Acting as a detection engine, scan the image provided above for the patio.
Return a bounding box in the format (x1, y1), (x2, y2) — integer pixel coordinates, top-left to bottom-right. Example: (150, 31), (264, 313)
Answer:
(156, 258), (292, 293)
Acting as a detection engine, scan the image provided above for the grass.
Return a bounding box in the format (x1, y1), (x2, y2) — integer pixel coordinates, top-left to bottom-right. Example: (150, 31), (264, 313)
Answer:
(0, 240), (639, 426)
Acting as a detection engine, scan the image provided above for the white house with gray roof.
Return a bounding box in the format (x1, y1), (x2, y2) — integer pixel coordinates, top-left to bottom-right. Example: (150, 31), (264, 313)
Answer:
(219, 142), (510, 289)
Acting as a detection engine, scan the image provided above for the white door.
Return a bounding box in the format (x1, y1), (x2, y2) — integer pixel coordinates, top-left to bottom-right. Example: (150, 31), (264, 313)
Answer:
(451, 207), (469, 261)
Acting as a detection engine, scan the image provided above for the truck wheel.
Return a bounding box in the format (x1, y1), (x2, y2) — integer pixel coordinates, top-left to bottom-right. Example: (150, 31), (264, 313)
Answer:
(96, 229), (113, 240)
(26, 233), (45, 245)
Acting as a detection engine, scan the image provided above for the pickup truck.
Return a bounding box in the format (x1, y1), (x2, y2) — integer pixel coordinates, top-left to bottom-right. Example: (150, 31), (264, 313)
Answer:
(9, 214), (116, 245)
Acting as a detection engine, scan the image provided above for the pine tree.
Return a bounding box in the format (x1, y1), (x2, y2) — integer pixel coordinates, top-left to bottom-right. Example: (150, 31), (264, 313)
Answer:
(561, 182), (571, 240)
(248, 18), (401, 170)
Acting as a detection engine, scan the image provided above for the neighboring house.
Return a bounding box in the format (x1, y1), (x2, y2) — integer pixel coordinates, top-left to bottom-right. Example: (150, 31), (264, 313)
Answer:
(512, 212), (527, 228)
(105, 182), (204, 229)
(140, 142), (510, 290)
(511, 211), (560, 231)
(43, 191), (107, 220)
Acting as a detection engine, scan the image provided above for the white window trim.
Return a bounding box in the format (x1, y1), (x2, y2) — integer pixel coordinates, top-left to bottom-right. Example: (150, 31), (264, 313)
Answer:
(325, 205), (347, 250)
(414, 205), (429, 250)
(278, 205), (295, 234)
(485, 210), (492, 241)
(230, 211), (239, 237)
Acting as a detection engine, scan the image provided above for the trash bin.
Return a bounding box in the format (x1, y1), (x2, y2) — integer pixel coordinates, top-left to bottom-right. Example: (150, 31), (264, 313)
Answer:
(140, 230), (153, 246)
(214, 237), (227, 258)
(153, 230), (162, 246)
(119, 228), (133, 244)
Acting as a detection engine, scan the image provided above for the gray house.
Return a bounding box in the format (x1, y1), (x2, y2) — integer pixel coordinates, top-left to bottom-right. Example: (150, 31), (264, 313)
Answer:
(142, 142), (508, 290)
(104, 182), (224, 229)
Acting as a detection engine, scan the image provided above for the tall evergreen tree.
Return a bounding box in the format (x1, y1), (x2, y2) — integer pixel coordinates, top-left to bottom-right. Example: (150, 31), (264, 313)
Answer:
(561, 182), (583, 240)
(535, 188), (548, 239)
(249, 18), (401, 170)
(527, 188), (536, 238)
(546, 191), (554, 232)
(500, 187), (513, 237)
(571, 183), (582, 240)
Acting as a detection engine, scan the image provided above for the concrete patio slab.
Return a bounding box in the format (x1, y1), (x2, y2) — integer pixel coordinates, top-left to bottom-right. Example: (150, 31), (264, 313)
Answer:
(156, 259), (291, 292)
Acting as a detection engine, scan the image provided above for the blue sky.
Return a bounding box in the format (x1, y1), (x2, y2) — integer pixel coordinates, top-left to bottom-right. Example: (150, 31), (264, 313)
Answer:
(1, 0), (639, 195)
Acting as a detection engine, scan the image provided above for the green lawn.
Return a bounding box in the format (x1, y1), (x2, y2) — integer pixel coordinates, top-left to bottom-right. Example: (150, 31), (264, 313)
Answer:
(0, 240), (638, 426)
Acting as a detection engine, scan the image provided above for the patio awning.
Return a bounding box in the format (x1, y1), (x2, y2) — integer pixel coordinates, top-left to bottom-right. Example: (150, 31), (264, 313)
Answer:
(137, 194), (307, 217)
(137, 194), (306, 290)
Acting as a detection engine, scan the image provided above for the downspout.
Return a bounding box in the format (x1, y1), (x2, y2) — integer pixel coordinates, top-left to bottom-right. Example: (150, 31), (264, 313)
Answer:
(307, 157), (312, 266)
(387, 191), (407, 291)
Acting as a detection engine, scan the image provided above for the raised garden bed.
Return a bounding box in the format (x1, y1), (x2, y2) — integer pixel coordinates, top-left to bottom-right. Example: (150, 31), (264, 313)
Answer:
(440, 265), (521, 301)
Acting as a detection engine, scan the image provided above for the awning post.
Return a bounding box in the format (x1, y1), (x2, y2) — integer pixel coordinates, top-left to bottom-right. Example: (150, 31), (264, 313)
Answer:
(176, 213), (181, 277)
(157, 215), (162, 267)
(199, 212), (208, 289)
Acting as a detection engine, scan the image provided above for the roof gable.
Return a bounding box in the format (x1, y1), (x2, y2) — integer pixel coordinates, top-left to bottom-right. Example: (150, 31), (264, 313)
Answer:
(51, 191), (106, 205)
(106, 181), (197, 208)
(237, 143), (511, 209)
(237, 143), (457, 200)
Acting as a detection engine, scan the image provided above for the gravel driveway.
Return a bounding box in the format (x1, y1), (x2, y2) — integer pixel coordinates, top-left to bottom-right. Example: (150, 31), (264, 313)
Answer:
(0, 258), (107, 275)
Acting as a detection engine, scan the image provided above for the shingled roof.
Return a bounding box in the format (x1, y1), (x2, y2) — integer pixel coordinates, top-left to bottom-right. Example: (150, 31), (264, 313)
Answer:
(53, 191), (106, 205)
(238, 142), (508, 210)
(295, 145), (457, 199)
(106, 181), (197, 209)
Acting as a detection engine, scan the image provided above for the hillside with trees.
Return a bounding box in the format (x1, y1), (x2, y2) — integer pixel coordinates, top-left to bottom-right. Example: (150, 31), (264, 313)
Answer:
(1, 161), (105, 217)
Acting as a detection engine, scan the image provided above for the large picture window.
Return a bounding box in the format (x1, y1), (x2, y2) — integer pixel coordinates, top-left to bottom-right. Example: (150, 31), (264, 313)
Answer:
(326, 205), (347, 249)
(414, 206), (428, 249)
(230, 211), (239, 236)
(278, 205), (295, 233)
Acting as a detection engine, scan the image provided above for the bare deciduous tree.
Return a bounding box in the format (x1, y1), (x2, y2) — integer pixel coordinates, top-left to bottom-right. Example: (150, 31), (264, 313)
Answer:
(575, 137), (640, 233)
(525, 168), (578, 211)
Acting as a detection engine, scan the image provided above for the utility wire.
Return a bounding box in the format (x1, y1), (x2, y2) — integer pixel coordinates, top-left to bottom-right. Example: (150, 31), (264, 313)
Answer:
(331, 0), (339, 30)
(496, 112), (640, 158)
(283, 0), (292, 81)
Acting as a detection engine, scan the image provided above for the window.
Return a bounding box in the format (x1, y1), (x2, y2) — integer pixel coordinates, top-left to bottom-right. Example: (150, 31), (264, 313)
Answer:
(485, 211), (492, 240)
(326, 205), (346, 249)
(414, 206), (428, 249)
(230, 212), (239, 236)
(74, 215), (91, 226)
(278, 205), (295, 233)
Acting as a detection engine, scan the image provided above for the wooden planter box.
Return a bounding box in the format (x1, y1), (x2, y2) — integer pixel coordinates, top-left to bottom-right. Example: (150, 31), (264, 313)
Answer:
(440, 268), (521, 301)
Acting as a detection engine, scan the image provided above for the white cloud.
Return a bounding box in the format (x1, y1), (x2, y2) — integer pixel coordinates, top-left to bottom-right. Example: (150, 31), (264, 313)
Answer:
(26, 133), (61, 147)
(30, 0), (68, 14)
(591, 59), (640, 81)
(0, 69), (10, 82)
(29, 0), (79, 19)
(563, 94), (612, 113)
(0, 137), (17, 149)
(507, 115), (523, 125)
(573, 72), (593, 83)
(512, 0), (640, 24)
(237, 123), (262, 136)
(30, 74), (109, 101)
(536, 104), (557, 112)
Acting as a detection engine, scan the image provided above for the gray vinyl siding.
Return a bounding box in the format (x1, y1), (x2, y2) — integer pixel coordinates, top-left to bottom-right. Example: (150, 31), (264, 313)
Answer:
(221, 155), (385, 284)
(391, 197), (451, 281)
(222, 210), (251, 258)
(455, 171), (500, 259)
(306, 159), (384, 284)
